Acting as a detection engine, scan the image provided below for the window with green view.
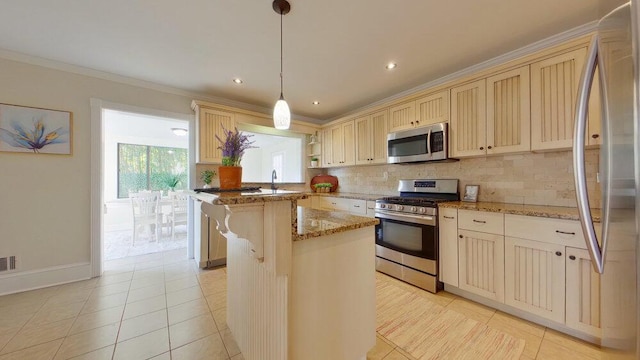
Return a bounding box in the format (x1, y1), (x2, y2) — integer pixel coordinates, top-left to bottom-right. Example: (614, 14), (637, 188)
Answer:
(118, 143), (188, 198)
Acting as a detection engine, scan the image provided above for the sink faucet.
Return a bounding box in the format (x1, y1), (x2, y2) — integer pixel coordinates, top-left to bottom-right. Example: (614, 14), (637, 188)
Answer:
(271, 170), (278, 190)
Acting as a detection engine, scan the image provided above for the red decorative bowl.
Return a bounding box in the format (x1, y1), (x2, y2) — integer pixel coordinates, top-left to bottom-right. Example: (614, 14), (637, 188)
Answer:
(310, 175), (339, 192)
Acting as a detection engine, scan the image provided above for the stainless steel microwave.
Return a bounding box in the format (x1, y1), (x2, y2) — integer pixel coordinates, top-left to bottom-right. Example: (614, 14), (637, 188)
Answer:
(387, 122), (450, 164)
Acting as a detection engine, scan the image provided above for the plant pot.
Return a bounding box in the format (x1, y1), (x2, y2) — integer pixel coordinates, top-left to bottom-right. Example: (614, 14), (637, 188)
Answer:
(218, 166), (242, 190)
(311, 160), (318, 167)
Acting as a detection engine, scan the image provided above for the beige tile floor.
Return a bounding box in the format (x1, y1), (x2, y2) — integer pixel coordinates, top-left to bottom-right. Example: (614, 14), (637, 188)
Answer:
(0, 249), (605, 360)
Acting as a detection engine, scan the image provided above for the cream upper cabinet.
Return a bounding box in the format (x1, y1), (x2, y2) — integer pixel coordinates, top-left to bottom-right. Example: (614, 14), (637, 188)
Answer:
(321, 128), (333, 167)
(530, 47), (603, 151)
(450, 79), (487, 158)
(388, 90), (449, 133)
(388, 101), (416, 132)
(415, 90), (450, 127)
(486, 66), (531, 154)
(451, 66), (530, 158)
(504, 237), (566, 323)
(325, 120), (355, 167)
(566, 247), (601, 337)
(355, 110), (388, 165)
(439, 208), (458, 287)
(196, 107), (235, 164)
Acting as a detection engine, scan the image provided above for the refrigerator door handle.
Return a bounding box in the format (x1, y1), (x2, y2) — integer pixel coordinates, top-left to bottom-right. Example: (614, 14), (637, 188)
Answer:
(573, 35), (605, 274)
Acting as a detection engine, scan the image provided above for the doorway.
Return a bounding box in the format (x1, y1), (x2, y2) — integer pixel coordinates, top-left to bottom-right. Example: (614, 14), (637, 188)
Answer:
(90, 100), (195, 276)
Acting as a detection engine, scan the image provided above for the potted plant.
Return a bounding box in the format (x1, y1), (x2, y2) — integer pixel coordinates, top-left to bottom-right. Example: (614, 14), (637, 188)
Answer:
(310, 157), (319, 168)
(200, 169), (216, 188)
(216, 127), (256, 189)
(313, 182), (332, 193)
(164, 172), (185, 192)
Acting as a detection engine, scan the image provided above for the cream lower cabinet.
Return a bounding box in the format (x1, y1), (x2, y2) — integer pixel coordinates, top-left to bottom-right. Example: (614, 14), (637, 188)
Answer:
(458, 229), (505, 302)
(504, 237), (566, 323)
(438, 208), (458, 286)
(311, 196), (366, 216)
(565, 247), (601, 337)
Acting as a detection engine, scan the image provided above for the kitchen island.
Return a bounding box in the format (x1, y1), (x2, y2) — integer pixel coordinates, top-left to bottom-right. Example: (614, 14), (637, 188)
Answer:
(191, 189), (378, 360)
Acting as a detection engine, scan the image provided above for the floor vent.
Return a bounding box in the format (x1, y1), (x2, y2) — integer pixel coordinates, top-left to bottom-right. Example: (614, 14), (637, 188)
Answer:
(0, 256), (16, 272)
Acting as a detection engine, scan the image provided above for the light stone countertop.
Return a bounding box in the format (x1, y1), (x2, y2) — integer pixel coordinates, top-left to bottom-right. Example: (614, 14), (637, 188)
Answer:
(304, 191), (385, 201)
(190, 189), (308, 205)
(295, 207), (379, 241)
(439, 201), (602, 222)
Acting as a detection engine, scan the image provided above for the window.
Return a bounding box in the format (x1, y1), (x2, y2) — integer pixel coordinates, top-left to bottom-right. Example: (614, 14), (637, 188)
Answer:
(117, 143), (188, 198)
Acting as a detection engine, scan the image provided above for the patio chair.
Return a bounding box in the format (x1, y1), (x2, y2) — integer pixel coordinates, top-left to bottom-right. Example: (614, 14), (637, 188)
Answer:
(130, 191), (162, 245)
(167, 190), (189, 241)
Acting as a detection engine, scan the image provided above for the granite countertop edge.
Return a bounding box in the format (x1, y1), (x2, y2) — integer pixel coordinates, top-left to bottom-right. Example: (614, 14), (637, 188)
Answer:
(295, 207), (379, 241)
(190, 190), (309, 205)
(439, 201), (602, 223)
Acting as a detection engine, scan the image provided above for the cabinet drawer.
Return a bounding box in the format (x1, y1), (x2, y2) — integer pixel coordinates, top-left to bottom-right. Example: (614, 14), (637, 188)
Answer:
(345, 198), (367, 215)
(458, 210), (504, 235)
(505, 214), (586, 248)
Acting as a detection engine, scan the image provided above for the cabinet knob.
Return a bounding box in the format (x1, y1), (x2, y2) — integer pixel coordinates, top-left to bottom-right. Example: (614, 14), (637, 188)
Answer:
(487, 146), (492, 150)
(569, 255), (576, 260)
(459, 235), (463, 238)
(479, 147), (484, 150)
(410, 121), (414, 125)
(592, 134), (600, 139)
(555, 251), (562, 256)
(416, 121), (420, 124)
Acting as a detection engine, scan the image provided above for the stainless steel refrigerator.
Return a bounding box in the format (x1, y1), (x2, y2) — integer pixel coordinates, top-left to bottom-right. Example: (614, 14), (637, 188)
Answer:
(573, 1), (639, 357)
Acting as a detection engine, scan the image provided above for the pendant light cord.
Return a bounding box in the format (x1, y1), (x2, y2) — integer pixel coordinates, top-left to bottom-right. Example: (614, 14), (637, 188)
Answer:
(280, 10), (284, 98)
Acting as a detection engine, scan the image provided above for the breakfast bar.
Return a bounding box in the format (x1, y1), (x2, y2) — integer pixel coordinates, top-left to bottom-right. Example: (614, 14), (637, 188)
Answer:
(191, 189), (378, 360)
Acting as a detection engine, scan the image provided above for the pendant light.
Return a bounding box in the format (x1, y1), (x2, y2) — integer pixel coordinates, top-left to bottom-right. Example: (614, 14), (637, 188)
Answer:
(272, 0), (291, 130)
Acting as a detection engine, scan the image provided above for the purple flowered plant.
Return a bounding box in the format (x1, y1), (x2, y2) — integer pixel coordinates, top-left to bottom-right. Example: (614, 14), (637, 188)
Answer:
(215, 127), (256, 166)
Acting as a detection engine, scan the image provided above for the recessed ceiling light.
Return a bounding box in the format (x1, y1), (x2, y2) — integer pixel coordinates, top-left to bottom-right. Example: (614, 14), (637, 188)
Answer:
(385, 63), (397, 70)
(171, 128), (188, 136)
(232, 78), (243, 84)
(312, 101), (320, 105)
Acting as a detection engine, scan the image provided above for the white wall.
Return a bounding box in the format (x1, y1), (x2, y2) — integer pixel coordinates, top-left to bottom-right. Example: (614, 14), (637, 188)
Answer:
(0, 56), (194, 287)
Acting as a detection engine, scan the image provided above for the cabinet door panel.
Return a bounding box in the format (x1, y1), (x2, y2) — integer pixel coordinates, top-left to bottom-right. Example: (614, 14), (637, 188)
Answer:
(342, 121), (355, 166)
(354, 115), (371, 165)
(451, 80), (487, 158)
(566, 247), (601, 337)
(199, 108), (235, 163)
(504, 237), (565, 322)
(388, 102), (416, 132)
(458, 229), (504, 302)
(416, 90), (449, 126)
(370, 110), (388, 164)
(330, 125), (343, 165)
(486, 66), (531, 154)
(321, 128), (333, 167)
(439, 208), (458, 286)
(531, 48), (587, 151)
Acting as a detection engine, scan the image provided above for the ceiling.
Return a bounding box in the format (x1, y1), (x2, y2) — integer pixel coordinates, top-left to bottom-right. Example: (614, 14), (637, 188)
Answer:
(0, 0), (624, 123)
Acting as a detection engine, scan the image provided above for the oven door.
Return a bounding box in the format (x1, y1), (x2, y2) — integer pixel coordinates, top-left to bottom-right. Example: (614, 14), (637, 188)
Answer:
(375, 211), (438, 272)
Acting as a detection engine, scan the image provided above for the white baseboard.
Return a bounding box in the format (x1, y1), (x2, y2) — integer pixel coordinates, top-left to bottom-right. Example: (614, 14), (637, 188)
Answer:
(0, 262), (92, 296)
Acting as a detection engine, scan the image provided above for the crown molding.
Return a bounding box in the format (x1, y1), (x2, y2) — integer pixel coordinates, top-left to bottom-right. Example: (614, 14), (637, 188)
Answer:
(327, 21), (598, 122)
(0, 48), (321, 124)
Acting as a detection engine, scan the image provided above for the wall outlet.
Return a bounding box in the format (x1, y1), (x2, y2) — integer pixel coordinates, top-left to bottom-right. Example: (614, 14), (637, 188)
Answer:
(0, 256), (16, 272)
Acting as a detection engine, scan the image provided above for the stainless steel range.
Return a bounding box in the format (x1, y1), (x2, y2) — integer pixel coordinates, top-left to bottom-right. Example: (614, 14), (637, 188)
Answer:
(375, 179), (459, 293)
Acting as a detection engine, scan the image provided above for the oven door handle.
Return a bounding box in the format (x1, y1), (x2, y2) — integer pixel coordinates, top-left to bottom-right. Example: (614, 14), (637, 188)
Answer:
(375, 210), (436, 226)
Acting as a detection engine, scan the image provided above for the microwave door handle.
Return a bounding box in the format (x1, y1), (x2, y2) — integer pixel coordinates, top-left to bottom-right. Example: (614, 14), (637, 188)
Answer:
(426, 129), (432, 155)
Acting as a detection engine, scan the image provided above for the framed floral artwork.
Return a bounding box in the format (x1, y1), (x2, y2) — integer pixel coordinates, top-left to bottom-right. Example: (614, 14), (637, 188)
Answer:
(0, 103), (72, 155)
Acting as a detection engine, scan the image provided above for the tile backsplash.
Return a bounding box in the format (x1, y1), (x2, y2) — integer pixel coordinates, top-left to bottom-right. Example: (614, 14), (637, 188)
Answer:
(326, 149), (601, 208)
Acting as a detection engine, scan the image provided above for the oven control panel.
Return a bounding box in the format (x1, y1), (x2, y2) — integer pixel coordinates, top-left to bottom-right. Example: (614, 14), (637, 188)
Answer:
(375, 202), (437, 216)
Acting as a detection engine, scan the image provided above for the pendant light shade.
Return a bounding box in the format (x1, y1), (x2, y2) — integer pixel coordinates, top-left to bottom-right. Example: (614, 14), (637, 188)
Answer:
(273, 0), (291, 130)
(273, 95), (291, 130)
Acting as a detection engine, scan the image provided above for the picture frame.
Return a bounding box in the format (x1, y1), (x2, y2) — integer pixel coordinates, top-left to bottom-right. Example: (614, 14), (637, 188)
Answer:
(462, 185), (479, 202)
(0, 103), (73, 155)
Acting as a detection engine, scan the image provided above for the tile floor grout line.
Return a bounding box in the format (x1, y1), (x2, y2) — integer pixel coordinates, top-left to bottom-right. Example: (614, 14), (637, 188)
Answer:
(111, 264), (135, 360)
